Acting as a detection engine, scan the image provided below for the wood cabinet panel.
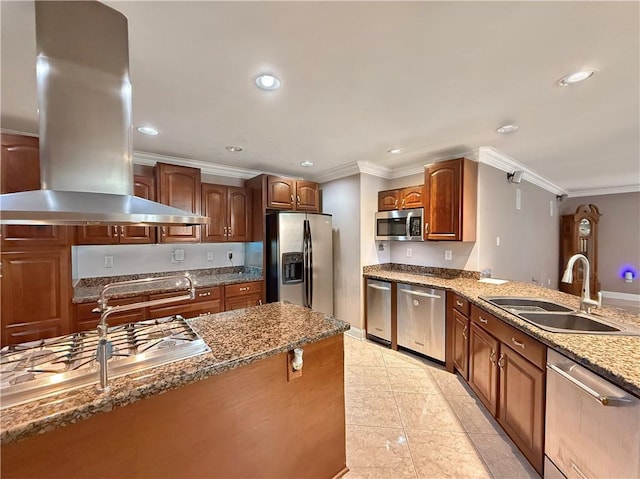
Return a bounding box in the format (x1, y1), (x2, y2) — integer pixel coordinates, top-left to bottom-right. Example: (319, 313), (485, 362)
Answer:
(468, 322), (499, 416)
(1, 134), (70, 247)
(452, 293), (470, 316)
(378, 190), (400, 211)
(295, 180), (320, 212)
(224, 281), (262, 298)
(400, 185), (424, 209)
(452, 309), (469, 380)
(267, 176), (296, 210)
(156, 163), (201, 243)
(225, 294), (263, 311)
(1, 248), (71, 346)
(201, 184), (227, 242)
(423, 158), (477, 241)
(227, 186), (250, 241)
(498, 344), (545, 475)
(74, 296), (147, 332)
(148, 299), (223, 319)
(224, 281), (263, 310)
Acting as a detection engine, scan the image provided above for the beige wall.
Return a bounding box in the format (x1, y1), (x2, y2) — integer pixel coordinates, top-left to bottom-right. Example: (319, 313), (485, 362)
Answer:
(387, 164), (559, 286)
(320, 174), (362, 328)
(561, 192), (640, 295)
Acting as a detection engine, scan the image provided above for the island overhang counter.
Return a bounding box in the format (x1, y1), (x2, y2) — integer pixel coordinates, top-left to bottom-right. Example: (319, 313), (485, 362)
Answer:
(1, 302), (350, 479)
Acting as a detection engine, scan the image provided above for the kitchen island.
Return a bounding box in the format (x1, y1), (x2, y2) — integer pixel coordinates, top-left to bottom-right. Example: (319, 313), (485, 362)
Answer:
(1, 302), (350, 479)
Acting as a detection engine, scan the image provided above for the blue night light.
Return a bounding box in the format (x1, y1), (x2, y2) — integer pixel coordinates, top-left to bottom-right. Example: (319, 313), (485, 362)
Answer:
(619, 265), (637, 283)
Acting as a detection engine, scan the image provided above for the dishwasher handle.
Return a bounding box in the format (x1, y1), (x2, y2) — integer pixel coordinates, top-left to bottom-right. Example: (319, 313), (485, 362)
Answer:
(368, 284), (390, 291)
(547, 363), (633, 407)
(400, 289), (441, 299)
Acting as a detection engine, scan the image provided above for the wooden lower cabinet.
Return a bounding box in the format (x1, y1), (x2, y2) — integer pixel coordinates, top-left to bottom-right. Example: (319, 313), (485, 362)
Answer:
(224, 281), (263, 311)
(1, 247), (71, 346)
(148, 287), (223, 319)
(498, 344), (545, 474)
(74, 296), (147, 332)
(452, 309), (469, 380)
(468, 322), (499, 416)
(1, 334), (347, 479)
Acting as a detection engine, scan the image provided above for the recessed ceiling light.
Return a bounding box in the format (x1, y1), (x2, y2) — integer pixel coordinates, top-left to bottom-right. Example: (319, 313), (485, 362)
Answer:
(558, 69), (597, 86)
(137, 125), (159, 136)
(255, 74), (281, 91)
(226, 146), (243, 152)
(496, 124), (519, 134)
(387, 148), (404, 154)
(300, 161), (314, 167)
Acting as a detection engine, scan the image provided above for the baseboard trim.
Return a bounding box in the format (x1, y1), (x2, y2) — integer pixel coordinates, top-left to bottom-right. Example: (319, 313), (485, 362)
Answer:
(344, 326), (365, 340)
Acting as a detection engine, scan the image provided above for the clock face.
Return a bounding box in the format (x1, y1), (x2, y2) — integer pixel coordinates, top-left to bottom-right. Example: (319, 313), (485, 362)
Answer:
(579, 218), (591, 237)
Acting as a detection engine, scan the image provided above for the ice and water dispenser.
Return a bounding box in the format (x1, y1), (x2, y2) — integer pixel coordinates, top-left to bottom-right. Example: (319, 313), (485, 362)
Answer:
(282, 252), (303, 284)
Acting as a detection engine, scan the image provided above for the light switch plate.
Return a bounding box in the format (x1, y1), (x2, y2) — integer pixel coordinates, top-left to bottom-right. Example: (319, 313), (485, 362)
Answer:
(444, 250), (452, 261)
(207, 251), (214, 261)
(104, 256), (114, 268)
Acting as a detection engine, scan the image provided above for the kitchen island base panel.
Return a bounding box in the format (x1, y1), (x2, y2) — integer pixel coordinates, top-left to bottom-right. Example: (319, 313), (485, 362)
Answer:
(1, 334), (347, 479)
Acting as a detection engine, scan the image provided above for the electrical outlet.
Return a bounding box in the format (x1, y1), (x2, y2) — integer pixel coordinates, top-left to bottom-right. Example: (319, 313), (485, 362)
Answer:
(104, 255), (114, 268)
(444, 250), (452, 261)
(406, 248), (412, 257)
(207, 251), (214, 261)
(171, 249), (185, 263)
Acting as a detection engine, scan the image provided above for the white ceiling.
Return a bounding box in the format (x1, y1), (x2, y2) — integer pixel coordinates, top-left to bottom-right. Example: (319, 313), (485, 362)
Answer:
(1, 1), (639, 194)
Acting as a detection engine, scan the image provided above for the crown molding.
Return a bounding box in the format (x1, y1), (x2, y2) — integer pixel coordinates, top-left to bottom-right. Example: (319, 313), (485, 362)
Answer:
(357, 161), (393, 179)
(476, 146), (567, 196)
(311, 162), (362, 184)
(567, 184), (640, 198)
(133, 151), (265, 180)
(388, 164), (425, 179)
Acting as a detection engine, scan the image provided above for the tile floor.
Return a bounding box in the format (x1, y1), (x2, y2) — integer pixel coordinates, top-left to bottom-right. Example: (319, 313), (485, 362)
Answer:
(342, 334), (540, 479)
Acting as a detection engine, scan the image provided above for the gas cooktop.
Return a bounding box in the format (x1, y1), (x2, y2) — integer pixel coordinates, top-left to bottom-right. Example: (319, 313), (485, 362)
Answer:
(0, 315), (210, 409)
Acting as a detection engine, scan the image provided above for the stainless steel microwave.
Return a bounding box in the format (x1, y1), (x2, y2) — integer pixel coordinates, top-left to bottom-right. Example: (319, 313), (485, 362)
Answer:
(375, 208), (424, 241)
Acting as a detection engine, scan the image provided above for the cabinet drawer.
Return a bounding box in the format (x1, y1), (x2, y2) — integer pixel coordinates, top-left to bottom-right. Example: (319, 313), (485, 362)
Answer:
(452, 294), (470, 316)
(148, 299), (223, 320)
(471, 305), (546, 369)
(150, 287), (221, 303)
(225, 281), (263, 298)
(75, 296), (147, 332)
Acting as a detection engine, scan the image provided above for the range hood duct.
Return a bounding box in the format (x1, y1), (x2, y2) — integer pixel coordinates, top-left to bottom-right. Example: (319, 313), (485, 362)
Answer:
(0, 1), (207, 226)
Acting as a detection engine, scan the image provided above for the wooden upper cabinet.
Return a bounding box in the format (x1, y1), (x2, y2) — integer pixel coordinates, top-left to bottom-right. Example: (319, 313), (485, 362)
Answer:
(378, 189), (400, 211)
(377, 186), (423, 211)
(266, 176), (320, 212)
(156, 163), (201, 243)
(76, 175), (157, 245)
(423, 158), (477, 241)
(267, 176), (296, 209)
(1, 134), (70, 247)
(201, 184), (250, 242)
(295, 180), (320, 212)
(1, 247), (71, 346)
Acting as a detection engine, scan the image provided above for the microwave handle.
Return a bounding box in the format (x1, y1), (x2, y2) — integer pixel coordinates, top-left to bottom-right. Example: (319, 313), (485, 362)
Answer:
(405, 212), (413, 237)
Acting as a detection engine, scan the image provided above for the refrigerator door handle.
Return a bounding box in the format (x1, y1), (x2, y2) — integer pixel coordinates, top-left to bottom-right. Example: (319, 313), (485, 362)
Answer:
(308, 221), (313, 309)
(303, 219), (310, 308)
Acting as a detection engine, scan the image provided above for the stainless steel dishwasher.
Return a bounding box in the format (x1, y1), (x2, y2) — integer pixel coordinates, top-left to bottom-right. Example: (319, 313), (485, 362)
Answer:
(397, 283), (445, 361)
(545, 349), (640, 479)
(366, 279), (391, 344)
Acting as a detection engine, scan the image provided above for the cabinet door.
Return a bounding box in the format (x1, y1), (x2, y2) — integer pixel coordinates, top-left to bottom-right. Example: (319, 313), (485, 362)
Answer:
(378, 189), (400, 211)
(400, 186), (424, 209)
(76, 225), (120, 245)
(1, 134), (70, 247)
(468, 322), (499, 416)
(120, 176), (157, 244)
(156, 163), (201, 243)
(267, 176), (295, 210)
(225, 293), (263, 311)
(452, 309), (469, 380)
(1, 248), (71, 346)
(498, 345), (545, 475)
(424, 159), (461, 240)
(201, 184), (227, 242)
(228, 187), (250, 241)
(295, 181), (320, 212)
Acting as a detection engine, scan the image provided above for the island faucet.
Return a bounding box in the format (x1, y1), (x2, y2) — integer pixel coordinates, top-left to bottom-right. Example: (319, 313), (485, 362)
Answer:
(561, 253), (602, 314)
(95, 274), (196, 392)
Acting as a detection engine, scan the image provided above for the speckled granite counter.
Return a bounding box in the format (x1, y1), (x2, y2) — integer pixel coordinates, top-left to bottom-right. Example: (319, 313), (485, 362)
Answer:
(73, 266), (263, 304)
(0, 302), (349, 445)
(364, 264), (640, 397)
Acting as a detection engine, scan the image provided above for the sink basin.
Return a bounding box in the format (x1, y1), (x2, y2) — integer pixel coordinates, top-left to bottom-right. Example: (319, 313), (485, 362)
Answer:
(480, 296), (639, 335)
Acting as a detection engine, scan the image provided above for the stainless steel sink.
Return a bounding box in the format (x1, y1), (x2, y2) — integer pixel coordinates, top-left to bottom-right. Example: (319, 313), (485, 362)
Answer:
(480, 296), (639, 335)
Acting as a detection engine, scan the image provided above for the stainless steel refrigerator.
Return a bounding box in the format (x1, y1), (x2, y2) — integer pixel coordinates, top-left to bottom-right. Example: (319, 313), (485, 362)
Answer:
(266, 212), (333, 316)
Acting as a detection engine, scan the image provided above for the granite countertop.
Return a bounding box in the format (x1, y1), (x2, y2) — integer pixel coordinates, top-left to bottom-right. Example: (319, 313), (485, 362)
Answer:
(0, 302), (349, 445)
(364, 264), (640, 397)
(73, 267), (263, 304)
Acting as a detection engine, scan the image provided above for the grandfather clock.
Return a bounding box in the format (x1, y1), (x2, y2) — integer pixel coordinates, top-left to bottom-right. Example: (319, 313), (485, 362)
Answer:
(559, 204), (601, 297)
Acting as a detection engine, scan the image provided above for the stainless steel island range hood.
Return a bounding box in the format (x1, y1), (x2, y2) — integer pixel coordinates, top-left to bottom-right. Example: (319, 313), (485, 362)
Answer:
(0, 1), (207, 226)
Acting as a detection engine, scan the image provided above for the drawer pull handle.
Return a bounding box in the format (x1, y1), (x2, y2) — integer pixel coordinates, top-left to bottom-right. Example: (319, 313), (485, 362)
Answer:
(375, 328), (383, 332)
(456, 300), (464, 307)
(199, 312), (211, 316)
(239, 287), (249, 291)
(258, 299), (263, 305)
(462, 325), (468, 340)
(498, 353), (505, 368)
(414, 341), (425, 346)
(479, 316), (488, 324)
(198, 292), (211, 297)
(511, 337), (525, 349)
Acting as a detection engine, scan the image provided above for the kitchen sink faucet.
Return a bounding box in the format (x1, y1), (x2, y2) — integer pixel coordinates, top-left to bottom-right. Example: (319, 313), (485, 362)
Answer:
(561, 253), (602, 314)
(95, 275), (196, 392)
